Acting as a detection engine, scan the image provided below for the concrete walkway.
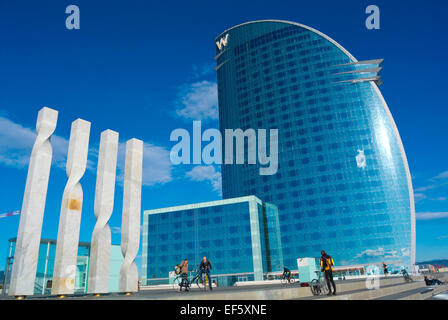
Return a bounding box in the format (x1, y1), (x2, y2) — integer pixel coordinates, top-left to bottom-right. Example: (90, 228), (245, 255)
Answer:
(2, 273), (446, 300)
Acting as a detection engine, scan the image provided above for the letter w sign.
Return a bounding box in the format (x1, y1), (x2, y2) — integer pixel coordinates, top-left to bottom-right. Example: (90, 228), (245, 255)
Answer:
(216, 34), (229, 50)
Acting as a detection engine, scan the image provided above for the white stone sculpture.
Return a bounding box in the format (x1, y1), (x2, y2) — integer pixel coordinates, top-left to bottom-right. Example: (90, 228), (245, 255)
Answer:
(87, 130), (119, 294)
(119, 138), (143, 293)
(52, 119), (91, 296)
(9, 107), (58, 297)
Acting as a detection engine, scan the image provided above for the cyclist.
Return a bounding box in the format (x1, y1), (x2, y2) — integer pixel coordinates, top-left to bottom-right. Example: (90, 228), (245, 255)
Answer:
(179, 259), (189, 292)
(282, 267), (292, 282)
(401, 268), (412, 282)
(320, 250), (336, 296)
(199, 256), (213, 291)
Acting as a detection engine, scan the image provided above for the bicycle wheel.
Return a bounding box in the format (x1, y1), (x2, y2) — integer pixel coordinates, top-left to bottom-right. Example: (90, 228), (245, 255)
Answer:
(320, 281), (329, 295)
(289, 277), (296, 284)
(281, 277), (288, 284)
(310, 280), (319, 296)
(192, 276), (202, 290)
(173, 276), (182, 291)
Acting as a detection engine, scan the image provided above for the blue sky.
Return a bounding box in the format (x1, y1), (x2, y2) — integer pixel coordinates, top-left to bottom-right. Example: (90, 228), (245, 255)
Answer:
(0, 0), (447, 273)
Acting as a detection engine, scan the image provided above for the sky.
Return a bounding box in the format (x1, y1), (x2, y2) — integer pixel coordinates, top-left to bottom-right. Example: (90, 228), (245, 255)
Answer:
(0, 0), (447, 274)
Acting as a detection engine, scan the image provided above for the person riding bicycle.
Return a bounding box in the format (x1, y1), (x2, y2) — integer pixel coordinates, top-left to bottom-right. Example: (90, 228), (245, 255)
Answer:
(179, 259), (189, 292)
(282, 267), (291, 282)
(401, 268), (410, 281)
(199, 256), (213, 290)
(320, 250), (336, 296)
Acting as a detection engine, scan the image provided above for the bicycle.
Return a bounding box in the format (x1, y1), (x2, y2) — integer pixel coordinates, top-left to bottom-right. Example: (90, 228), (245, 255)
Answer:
(173, 269), (208, 292)
(401, 269), (412, 282)
(281, 273), (296, 284)
(173, 273), (190, 292)
(310, 271), (329, 296)
(195, 269), (212, 291)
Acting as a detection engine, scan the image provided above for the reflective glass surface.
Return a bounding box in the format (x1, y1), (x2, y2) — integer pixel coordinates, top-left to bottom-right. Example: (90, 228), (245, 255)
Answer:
(215, 21), (414, 268)
(143, 197), (282, 284)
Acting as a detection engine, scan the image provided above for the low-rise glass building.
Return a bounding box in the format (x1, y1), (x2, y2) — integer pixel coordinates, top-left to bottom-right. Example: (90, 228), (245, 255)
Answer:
(2, 238), (123, 295)
(142, 196), (283, 286)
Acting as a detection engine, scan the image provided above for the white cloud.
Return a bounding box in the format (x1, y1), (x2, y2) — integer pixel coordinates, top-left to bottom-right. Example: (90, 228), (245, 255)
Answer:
(0, 114), (173, 187)
(116, 141), (173, 187)
(414, 193), (427, 203)
(430, 197), (447, 202)
(415, 170), (448, 192)
(414, 184), (441, 192)
(433, 171), (448, 180)
(436, 235), (448, 240)
(111, 226), (121, 234)
(175, 81), (218, 121)
(0, 115), (70, 169)
(416, 212), (448, 220)
(186, 165), (222, 194)
(191, 62), (215, 79)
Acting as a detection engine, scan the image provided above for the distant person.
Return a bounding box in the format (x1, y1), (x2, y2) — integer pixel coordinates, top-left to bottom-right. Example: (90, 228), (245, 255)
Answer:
(282, 267), (291, 282)
(382, 262), (388, 277)
(199, 256), (213, 290)
(180, 259), (189, 292)
(320, 250), (336, 295)
(424, 276), (444, 286)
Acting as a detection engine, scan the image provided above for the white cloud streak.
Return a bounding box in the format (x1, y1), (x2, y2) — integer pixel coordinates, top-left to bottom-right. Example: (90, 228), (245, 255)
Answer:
(416, 212), (448, 220)
(175, 81), (218, 121)
(116, 141), (173, 187)
(186, 165), (222, 195)
(0, 114), (173, 187)
(0, 115), (71, 169)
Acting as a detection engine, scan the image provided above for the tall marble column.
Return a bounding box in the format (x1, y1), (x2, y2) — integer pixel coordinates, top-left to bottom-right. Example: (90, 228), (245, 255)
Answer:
(52, 119), (91, 296)
(87, 129), (119, 294)
(9, 107), (58, 297)
(119, 138), (143, 293)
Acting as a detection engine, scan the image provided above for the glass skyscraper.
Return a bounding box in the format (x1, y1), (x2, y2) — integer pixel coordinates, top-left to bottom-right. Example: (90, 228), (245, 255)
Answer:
(215, 20), (415, 269)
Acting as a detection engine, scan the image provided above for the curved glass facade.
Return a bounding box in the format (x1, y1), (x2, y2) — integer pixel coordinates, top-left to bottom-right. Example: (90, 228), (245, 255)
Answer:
(215, 20), (415, 269)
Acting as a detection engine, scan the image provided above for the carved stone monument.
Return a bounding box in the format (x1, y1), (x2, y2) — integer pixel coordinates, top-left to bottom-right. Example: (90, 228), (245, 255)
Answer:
(8, 107), (58, 297)
(52, 119), (91, 296)
(119, 138), (143, 293)
(87, 130), (119, 294)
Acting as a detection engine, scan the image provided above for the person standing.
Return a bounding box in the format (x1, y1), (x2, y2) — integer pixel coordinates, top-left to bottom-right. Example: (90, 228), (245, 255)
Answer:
(180, 259), (189, 292)
(382, 262), (388, 277)
(320, 250), (336, 295)
(199, 256), (213, 290)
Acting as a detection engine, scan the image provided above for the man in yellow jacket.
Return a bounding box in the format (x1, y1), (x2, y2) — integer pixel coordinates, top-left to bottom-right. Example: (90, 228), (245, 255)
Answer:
(320, 250), (336, 295)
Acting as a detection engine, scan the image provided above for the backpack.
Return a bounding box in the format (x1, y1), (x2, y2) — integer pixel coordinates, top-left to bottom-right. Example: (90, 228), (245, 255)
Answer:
(322, 256), (333, 270)
(174, 264), (181, 275)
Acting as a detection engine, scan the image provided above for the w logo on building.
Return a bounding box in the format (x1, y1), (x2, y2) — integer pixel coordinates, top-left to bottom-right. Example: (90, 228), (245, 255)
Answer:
(216, 34), (229, 50)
